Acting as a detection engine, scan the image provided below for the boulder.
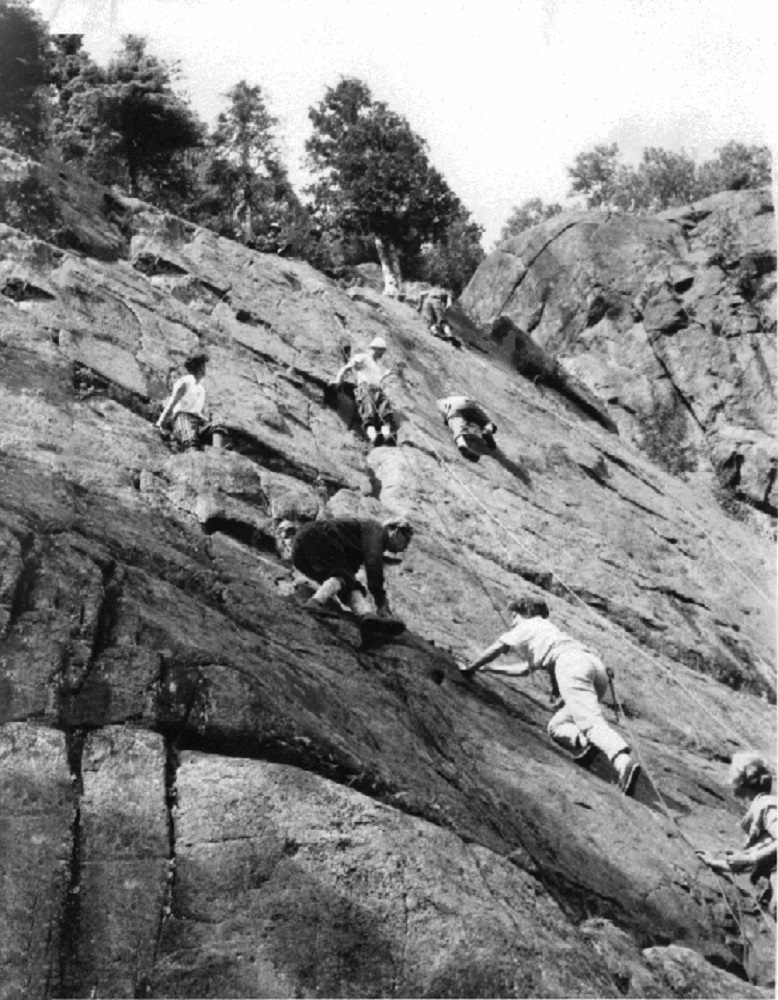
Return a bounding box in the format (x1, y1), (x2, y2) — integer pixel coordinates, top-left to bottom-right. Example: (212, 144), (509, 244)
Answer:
(461, 190), (777, 506)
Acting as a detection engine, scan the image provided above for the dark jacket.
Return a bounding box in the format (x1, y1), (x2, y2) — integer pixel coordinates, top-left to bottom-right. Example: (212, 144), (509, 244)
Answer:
(292, 518), (388, 603)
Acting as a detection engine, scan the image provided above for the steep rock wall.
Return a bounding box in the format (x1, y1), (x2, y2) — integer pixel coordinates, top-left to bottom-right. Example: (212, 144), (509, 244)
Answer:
(0, 151), (775, 998)
(461, 190), (776, 507)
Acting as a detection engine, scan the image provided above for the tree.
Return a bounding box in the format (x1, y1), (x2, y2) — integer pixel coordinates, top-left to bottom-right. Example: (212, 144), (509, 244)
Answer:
(0, 0), (51, 155)
(50, 35), (204, 202)
(631, 147), (700, 211)
(696, 142), (772, 196)
(199, 81), (302, 244)
(419, 214), (484, 296)
(498, 198), (563, 242)
(306, 78), (464, 295)
(567, 143), (620, 209)
(569, 141), (773, 214)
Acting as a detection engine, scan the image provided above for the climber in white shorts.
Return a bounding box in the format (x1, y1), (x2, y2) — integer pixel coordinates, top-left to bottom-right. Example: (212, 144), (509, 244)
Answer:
(461, 596), (641, 796)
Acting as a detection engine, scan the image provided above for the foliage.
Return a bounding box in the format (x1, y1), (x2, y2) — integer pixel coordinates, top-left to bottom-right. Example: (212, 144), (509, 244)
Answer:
(50, 35), (204, 203)
(696, 141), (772, 195)
(0, 171), (62, 241)
(190, 81), (305, 246)
(418, 214), (485, 296)
(305, 78), (467, 280)
(567, 143), (621, 208)
(0, 0), (51, 155)
(567, 141), (772, 213)
(498, 198), (563, 242)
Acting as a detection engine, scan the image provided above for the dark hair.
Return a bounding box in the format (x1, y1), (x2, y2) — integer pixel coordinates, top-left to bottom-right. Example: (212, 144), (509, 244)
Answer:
(507, 597), (549, 619)
(729, 753), (773, 793)
(184, 352), (209, 373)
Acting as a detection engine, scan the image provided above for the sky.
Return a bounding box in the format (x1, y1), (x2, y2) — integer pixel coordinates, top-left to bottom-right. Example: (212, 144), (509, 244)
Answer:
(30, 0), (777, 248)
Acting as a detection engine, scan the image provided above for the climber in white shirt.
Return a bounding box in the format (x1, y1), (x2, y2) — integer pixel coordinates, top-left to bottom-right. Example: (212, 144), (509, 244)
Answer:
(461, 596), (641, 797)
(157, 353), (209, 450)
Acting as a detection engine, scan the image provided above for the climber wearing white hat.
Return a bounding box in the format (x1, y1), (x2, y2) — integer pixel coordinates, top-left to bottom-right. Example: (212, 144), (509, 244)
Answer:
(331, 336), (397, 446)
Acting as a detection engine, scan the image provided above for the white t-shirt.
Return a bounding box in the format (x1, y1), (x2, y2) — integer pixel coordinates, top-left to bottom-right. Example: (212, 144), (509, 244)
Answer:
(170, 374), (206, 417)
(348, 352), (389, 387)
(498, 617), (583, 672)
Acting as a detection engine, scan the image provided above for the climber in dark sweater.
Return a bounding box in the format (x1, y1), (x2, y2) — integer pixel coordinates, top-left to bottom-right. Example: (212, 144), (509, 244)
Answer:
(292, 517), (413, 621)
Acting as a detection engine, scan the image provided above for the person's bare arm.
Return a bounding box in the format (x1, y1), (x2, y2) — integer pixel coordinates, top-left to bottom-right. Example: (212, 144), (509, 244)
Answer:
(332, 358), (356, 386)
(461, 640), (510, 675)
(157, 382), (186, 428)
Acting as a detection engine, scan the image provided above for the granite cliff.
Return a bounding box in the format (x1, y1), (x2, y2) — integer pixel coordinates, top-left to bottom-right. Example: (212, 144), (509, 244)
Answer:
(461, 189), (776, 510)
(1, 149), (776, 998)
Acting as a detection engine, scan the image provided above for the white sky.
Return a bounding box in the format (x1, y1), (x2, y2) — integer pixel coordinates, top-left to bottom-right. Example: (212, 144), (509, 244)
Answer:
(31, 0), (777, 247)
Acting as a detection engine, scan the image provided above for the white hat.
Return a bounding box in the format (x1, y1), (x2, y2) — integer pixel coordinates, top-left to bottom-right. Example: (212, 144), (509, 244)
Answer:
(369, 336), (387, 350)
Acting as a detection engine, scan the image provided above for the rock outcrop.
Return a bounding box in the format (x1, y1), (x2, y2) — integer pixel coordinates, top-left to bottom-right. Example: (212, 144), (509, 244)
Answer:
(1, 150), (775, 998)
(461, 190), (777, 510)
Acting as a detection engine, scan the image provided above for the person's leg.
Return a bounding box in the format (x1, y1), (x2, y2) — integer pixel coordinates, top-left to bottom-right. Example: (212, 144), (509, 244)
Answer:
(345, 587), (371, 617)
(556, 651), (639, 793)
(308, 576), (343, 606)
(448, 414), (479, 461)
(374, 389), (395, 442)
(355, 385), (381, 442)
(547, 703), (582, 754)
(173, 412), (199, 450)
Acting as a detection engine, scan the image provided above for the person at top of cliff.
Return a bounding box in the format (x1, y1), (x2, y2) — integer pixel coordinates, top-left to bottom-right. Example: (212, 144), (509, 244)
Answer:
(697, 753), (776, 917)
(437, 395), (497, 462)
(331, 336), (398, 446)
(156, 352), (209, 450)
(418, 286), (455, 342)
(460, 596), (641, 796)
(292, 516), (413, 626)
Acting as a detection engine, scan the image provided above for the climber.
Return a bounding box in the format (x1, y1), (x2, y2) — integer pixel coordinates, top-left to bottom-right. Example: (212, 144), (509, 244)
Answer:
(697, 753), (776, 917)
(418, 286), (455, 342)
(437, 395), (497, 462)
(292, 516), (413, 625)
(156, 353), (209, 450)
(331, 336), (398, 446)
(460, 597), (641, 796)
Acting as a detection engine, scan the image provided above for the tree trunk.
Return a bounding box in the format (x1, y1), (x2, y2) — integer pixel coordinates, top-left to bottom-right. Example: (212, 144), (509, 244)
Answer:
(374, 235), (403, 298)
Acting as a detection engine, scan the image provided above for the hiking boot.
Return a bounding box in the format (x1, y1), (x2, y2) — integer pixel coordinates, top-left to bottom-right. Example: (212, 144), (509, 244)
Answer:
(618, 759), (641, 796)
(573, 743), (599, 769)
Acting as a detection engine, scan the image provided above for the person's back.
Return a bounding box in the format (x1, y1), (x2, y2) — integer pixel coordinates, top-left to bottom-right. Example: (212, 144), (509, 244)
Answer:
(170, 374), (206, 418)
(498, 614), (582, 673)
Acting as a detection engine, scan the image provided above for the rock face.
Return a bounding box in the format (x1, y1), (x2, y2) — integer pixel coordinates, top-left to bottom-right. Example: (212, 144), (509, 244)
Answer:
(0, 150), (776, 998)
(461, 191), (777, 508)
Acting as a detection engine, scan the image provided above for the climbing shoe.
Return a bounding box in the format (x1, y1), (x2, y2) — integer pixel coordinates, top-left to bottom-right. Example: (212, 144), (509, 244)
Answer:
(572, 743), (599, 769)
(618, 759), (641, 796)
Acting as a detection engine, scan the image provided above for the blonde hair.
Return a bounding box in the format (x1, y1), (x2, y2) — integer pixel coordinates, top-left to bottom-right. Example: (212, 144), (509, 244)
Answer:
(729, 752), (772, 793)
